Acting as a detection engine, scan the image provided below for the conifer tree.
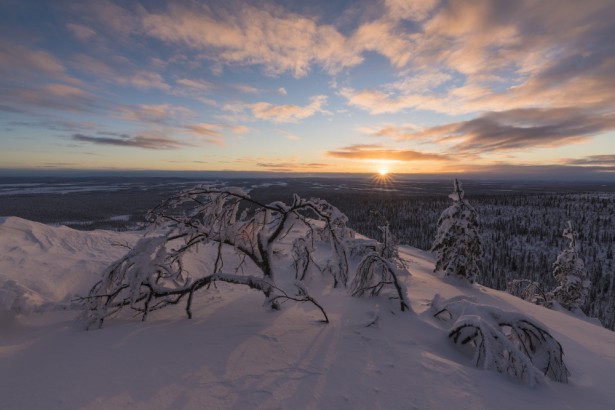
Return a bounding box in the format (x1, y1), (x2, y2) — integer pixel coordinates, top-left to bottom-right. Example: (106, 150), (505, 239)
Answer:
(431, 179), (482, 283)
(550, 221), (590, 313)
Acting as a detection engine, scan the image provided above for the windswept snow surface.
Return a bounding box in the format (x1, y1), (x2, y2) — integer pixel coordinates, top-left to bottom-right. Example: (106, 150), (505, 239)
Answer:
(1, 219), (615, 409)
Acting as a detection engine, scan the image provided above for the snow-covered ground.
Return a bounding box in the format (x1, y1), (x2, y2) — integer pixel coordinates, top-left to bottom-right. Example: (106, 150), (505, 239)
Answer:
(1, 217), (614, 409)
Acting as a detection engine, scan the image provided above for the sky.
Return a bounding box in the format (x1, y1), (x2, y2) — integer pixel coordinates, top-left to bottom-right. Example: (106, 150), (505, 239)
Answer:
(1, 0), (614, 178)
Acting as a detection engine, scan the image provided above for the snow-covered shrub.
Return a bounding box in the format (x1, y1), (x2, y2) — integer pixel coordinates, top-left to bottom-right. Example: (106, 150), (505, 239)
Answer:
(431, 179), (482, 283)
(506, 279), (549, 306)
(349, 253), (410, 311)
(79, 187), (354, 329)
(550, 221), (590, 313)
(433, 295), (569, 385)
(349, 211), (410, 311)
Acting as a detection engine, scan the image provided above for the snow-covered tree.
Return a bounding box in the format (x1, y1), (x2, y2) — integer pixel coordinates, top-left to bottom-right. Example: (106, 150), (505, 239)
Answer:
(433, 295), (569, 385)
(431, 179), (482, 283)
(80, 186), (351, 329)
(506, 279), (549, 306)
(349, 210), (410, 311)
(550, 221), (590, 313)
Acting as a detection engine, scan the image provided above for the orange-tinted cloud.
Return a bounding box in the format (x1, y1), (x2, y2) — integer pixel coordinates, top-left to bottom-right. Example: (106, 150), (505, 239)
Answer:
(257, 162), (328, 172)
(327, 144), (450, 162)
(250, 96), (328, 123)
(141, 2), (362, 77)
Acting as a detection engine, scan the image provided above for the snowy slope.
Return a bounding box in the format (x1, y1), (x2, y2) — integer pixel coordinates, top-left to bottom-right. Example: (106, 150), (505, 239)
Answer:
(0, 217), (140, 315)
(1, 219), (614, 409)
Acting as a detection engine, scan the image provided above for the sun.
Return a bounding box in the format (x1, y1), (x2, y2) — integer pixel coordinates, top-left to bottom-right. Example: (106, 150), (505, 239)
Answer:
(378, 167), (389, 176)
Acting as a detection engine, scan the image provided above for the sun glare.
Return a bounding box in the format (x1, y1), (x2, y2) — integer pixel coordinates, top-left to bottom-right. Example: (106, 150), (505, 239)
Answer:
(378, 167), (388, 176)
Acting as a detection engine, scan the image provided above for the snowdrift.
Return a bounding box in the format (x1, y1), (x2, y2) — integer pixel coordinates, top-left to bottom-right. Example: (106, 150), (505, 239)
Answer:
(1, 218), (614, 409)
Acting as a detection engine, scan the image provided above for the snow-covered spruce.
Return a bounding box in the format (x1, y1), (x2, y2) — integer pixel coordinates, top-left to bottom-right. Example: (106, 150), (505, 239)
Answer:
(550, 221), (590, 313)
(433, 295), (569, 385)
(431, 179), (482, 283)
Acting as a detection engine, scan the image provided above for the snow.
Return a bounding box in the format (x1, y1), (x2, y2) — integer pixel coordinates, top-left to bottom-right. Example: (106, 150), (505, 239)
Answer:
(1, 218), (615, 409)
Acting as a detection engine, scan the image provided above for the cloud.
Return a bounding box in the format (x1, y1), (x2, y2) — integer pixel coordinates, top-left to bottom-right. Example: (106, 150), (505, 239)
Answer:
(72, 133), (183, 150)
(340, 0), (615, 118)
(183, 123), (224, 144)
(564, 155), (615, 166)
(183, 122), (248, 144)
(277, 87), (287, 96)
(363, 124), (421, 140)
(383, 0), (438, 21)
(141, 2), (363, 77)
(327, 144), (450, 162)
(276, 130), (300, 141)
(0, 40), (80, 85)
(117, 104), (195, 123)
(66, 23), (96, 41)
(400, 108), (615, 154)
(250, 95), (328, 123)
(339, 87), (431, 115)
(347, 20), (413, 68)
(71, 0), (137, 39)
(176, 78), (213, 90)
(119, 71), (170, 91)
(256, 162), (328, 172)
(71, 54), (171, 91)
(4, 83), (95, 113)
(234, 84), (258, 94)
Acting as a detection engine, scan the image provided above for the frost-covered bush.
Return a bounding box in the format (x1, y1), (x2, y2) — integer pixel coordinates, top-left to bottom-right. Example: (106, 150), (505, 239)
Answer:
(433, 295), (569, 385)
(80, 186), (350, 329)
(550, 221), (590, 313)
(431, 179), (482, 283)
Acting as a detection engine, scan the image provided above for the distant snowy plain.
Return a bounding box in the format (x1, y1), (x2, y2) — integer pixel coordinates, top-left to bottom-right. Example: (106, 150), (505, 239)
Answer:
(1, 216), (614, 409)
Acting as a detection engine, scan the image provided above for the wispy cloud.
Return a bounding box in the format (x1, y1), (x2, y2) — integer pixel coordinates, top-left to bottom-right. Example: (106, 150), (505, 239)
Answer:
(233, 84), (258, 94)
(72, 133), (184, 150)
(140, 2), (363, 77)
(563, 155), (615, 166)
(4, 83), (95, 113)
(183, 122), (248, 145)
(327, 144), (450, 162)
(0, 40), (80, 85)
(65, 23), (96, 41)
(391, 108), (615, 154)
(250, 95), (328, 123)
(117, 104), (195, 124)
(256, 162), (328, 172)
